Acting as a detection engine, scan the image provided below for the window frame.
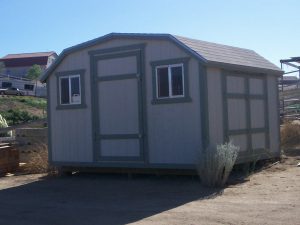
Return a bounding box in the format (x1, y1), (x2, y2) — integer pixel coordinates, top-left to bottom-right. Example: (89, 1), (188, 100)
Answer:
(55, 69), (86, 110)
(59, 74), (81, 105)
(156, 63), (185, 99)
(151, 57), (191, 104)
(24, 84), (34, 91)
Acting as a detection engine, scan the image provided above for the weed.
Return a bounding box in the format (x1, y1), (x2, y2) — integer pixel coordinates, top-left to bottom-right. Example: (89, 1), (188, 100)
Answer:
(22, 143), (55, 174)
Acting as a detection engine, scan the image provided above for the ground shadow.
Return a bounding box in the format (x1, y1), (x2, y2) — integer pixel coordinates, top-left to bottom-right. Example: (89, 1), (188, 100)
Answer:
(0, 173), (222, 225)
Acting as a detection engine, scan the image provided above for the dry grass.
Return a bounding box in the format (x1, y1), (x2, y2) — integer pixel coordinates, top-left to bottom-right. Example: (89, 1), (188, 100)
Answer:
(21, 143), (56, 174)
(281, 122), (300, 148)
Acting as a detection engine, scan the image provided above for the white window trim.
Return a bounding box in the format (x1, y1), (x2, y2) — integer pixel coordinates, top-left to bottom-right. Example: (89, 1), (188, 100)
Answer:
(59, 74), (81, 105)
(155, 63), (185, 99)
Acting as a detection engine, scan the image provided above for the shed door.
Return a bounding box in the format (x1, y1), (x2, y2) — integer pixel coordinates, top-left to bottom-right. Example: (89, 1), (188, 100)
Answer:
(93, 50), (144, 162)
(224, 73), (269, 159)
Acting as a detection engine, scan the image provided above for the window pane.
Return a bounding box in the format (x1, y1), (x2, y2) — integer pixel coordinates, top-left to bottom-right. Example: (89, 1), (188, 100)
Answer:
(60, 78), (69, 104)
(24, 84), (34, 90)
(171, 66), (183, 96)
(2, 82), (12, 88)
(157, 67), (169, 98)
(71, 77), (81, 103)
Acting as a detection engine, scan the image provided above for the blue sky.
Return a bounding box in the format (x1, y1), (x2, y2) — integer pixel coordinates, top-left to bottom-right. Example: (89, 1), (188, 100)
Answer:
(1, 0), (299, 68)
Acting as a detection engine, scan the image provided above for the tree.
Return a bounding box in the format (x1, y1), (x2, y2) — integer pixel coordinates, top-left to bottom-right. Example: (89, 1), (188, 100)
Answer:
(26, 64), (42, 96)
(26, 64), (42, 80)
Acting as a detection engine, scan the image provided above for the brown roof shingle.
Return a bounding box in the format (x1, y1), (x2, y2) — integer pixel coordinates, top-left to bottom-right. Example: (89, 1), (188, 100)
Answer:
(173, 35), (280, 72)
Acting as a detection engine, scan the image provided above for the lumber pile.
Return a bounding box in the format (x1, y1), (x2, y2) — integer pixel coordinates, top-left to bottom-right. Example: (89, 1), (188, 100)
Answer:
(0, 143), (19, 175)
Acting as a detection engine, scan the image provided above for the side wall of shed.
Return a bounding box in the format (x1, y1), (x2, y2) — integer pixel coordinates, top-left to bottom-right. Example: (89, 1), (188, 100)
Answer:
(206, 68), (224, 146)
(267, 75), (280, 155)
(48, 51), (94, 162)
(206, 67), (280, 161)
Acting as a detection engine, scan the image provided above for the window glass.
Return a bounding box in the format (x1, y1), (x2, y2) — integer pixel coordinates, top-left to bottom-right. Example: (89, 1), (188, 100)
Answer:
(157, 67), (169, 98)
(71, 77), (80, 103)
(24, 84), (34, 91)
(171, 66), (183, 96)
(2, 82), (12, 88)
(60, 78), (70, 104)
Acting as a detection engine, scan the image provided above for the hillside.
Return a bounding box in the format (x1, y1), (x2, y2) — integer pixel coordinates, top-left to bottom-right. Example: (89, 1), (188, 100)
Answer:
(0, 96), (47, 125)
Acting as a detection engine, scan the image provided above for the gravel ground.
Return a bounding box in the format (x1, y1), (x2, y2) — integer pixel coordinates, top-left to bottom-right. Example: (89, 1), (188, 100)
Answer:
(0, 153), (299, 225)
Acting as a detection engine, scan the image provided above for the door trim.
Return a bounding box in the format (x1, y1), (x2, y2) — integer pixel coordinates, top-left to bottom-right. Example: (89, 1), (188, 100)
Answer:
(89, 43), (147, 163)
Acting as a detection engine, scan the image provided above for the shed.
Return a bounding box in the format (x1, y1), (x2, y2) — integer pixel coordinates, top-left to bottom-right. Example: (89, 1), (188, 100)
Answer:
(41, 33), (282, 171)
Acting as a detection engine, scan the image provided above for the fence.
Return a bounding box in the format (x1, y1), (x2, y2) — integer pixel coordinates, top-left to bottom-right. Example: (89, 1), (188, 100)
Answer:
(279, 83), (300, 121)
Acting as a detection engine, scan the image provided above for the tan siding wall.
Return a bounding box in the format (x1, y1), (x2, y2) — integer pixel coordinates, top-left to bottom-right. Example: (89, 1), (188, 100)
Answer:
(249, 78), (264, 95)
(145, 50), (201, 164)
(97, 56), (137, 76)
(206, 68), (224, 146)
(267, 75), (280, 153)
(252, 133), (266, 149)
(98, 79), (139, 134)
(48, 51), (93, 162)
(229, 134), (248, 152)
(101, 139), (140, 157)
(228, 99), (247, 130)
(227, 76), (245, 94)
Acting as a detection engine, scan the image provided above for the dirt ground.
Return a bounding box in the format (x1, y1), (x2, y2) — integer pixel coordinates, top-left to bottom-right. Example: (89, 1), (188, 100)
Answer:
(0, 152), (299, 225)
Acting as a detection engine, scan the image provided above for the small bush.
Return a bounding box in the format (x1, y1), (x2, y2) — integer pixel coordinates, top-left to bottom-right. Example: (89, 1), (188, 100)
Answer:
(16, 97), (46, 109)
(281, 122), (300, 147)
(1, 109), (39, 125)
(0, 114), (12, 137)
(197, 142), (239, 187)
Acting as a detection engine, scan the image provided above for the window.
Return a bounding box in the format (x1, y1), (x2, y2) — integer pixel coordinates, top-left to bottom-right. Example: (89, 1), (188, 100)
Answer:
(2, 82), (12, 88)
(59, 75), (81, 105)
(24, 84), (34, 91)
(56, 69), (86, 109)
(151, 58), (191, 104)
(156, 64), (184, 98)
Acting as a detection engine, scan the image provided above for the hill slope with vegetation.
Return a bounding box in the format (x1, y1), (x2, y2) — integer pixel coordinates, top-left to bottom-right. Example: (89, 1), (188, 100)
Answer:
(0, 96), (46, 125)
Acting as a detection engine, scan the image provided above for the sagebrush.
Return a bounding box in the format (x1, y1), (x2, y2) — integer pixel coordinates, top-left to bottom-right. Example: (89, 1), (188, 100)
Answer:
(197, 142), (239, 187)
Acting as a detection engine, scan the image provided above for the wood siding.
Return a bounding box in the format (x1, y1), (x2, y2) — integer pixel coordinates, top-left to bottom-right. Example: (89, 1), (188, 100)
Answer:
(49, 38), (202, 165)
(47, 37), (280, 167)
(267, 75), (280, 154)
(206, 68), (224, 146)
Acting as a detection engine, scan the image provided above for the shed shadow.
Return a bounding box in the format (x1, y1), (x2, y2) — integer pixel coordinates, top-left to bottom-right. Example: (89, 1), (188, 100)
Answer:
(0, 173), (222, 225)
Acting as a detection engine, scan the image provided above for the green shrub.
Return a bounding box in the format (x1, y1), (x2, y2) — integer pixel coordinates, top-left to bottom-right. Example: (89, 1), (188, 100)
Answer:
(197, 142), (239, 187)
(16, 96), (46, 109)
(0, 114), (12, 137)
(1, 109), (39, 125)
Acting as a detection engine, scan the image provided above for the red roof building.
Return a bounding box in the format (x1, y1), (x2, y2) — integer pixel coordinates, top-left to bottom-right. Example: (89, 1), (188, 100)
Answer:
(0, 51), (57, 78)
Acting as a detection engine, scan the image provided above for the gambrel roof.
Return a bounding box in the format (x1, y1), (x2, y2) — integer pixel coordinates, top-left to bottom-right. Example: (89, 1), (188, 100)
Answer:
(40, 33), (282, 82)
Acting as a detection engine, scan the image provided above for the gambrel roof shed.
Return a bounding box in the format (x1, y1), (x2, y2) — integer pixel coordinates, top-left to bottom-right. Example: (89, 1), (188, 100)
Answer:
(42, 33), (282, 172)
(41, 33), (281, 82)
